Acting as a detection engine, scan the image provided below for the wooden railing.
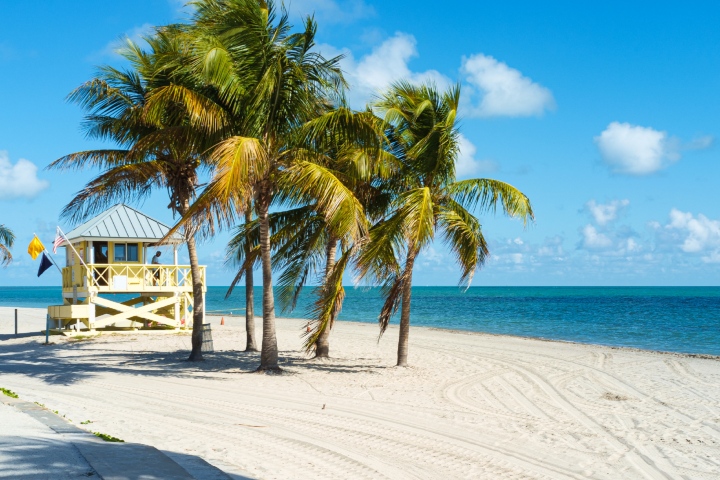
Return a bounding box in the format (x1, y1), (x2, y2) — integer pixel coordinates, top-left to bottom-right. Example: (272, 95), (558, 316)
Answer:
(61, 264), (206, 292)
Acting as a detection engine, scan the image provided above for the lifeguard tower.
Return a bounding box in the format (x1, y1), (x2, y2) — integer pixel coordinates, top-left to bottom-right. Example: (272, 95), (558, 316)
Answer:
(47, 204), (206, 334)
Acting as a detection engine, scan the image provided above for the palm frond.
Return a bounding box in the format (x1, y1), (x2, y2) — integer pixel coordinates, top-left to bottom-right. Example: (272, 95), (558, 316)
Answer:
(144, 84), (229, 134)
(47, 150), (133, 172)
(277, 161), (367, 241)
(447, 179), (534, 225)
(60, 162), (162, 224)
(302, 245), (354, 351)
(0, 225), (15, 267)
(437, 201), (489, 287)
(396, 187), (435, 250)
(0, 244), (12, 267)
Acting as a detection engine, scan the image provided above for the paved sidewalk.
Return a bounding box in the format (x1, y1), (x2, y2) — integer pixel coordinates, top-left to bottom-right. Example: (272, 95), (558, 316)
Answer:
(0, 397), (237, 480)
(0, 401), (94, 479)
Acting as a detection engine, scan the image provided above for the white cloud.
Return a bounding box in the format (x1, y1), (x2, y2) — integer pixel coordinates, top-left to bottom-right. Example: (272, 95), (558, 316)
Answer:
(418, 246), (446, 267)
(488, 235), (566, 267)
(594, 123), (714, 175)
(322, 36), (556, 122)
(319, 33), (450, 107)
(577, 199), (643, 257)
(665, 209), (720, 255)
(649, 209), (720, 265)
(701, 251), (720, 264)
(461, 54), (555, 118)
(595, 122), (677, 175)
(584, 199), (629, 226)
(537, 235), (564, 258)
(579, 225), (613, 251)
(578, 224), (642, 257)
(415, 245), (456, 274)
(288, 0), (375, 23)
(0, 151), (49, 200)
(456, 134), (498, 178)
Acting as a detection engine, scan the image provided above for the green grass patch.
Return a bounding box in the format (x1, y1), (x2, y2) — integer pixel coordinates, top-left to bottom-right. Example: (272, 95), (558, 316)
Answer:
(93, 431), (124, 442)
(80, 420), (93, 425)
(0, 388), (18, 398)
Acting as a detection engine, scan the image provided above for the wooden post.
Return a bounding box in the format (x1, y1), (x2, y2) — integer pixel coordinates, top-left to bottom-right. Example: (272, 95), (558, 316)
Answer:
(88, 296), (96, 331)
(174, 292), (180, 329)
(14, 309), (17, 336)
(45, 314), (49, 344)
(173, 245), (179, 287)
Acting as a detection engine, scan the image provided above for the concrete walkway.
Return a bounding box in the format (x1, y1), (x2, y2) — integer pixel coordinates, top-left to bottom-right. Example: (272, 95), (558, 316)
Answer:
(0, 397), (237, 480)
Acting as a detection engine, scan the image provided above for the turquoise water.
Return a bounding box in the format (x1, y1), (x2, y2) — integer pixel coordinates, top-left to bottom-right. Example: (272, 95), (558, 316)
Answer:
(2, 286), (719, 355)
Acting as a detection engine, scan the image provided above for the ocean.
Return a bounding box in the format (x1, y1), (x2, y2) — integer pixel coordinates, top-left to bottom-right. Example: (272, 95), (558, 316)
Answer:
(1, 286), (719, 356)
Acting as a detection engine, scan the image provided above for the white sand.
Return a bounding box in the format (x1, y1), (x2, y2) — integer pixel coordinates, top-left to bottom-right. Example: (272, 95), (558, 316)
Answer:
(1, 306), (719, 479)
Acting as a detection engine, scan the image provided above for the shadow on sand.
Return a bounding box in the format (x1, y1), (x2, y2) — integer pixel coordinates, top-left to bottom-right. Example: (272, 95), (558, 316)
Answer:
(0, 332), (43, 341)
(0, 334), (389, 387)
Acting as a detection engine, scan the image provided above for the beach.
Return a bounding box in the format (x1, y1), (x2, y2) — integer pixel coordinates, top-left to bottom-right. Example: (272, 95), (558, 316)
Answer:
(1, 307), (719, 479)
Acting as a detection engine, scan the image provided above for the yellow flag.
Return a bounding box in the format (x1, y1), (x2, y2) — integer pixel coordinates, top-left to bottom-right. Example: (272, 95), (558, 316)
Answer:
(27, 235), (45, 260)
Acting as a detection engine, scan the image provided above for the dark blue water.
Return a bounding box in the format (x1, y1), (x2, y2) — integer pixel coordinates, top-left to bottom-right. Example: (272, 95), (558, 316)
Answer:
(2, 286), (719, 355)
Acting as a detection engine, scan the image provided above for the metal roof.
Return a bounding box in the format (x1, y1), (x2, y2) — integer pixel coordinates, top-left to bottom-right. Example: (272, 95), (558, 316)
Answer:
(64, 204), (185, 244)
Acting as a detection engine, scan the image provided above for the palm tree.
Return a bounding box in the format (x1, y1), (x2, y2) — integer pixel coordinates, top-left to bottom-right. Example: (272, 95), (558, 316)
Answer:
(0, 225), (15, 267)
(224, 202), (262, 352)
(161, 0), (374, 371)
(228, 202), (339, 358)
(227, 204), (323, 347)
(359, 82), (534, 367)
(240, 204), (258, 351)
(226, 107), (390, 359)
(295, 145), (399, 358)
(47, 29), (217, 361)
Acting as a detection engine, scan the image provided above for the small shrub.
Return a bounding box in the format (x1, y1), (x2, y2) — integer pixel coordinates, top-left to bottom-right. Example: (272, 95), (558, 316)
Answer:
(0, 388), (18, 398)
(93, 431), (124, 442)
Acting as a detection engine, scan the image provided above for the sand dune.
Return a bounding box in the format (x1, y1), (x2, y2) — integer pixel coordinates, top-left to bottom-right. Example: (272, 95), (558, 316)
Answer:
(1, 307), (719, 479)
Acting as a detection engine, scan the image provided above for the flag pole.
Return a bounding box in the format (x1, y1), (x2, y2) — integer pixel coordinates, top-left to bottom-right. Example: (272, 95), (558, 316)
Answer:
(56, 226), (87, 267)
(44, 250), (63, 273)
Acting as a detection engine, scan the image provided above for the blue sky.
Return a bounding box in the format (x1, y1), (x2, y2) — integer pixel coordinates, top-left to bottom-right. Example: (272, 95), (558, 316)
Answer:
(1, 0), (719, 286)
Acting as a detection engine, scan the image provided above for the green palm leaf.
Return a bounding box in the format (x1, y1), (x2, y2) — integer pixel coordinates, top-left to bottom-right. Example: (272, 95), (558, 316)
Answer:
(447, 178), (534, 225)
(0, 224), (15, 267)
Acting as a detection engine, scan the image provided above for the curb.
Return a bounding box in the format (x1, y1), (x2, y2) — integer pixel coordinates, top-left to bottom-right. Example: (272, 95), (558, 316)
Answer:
(2, 396), (233, 480)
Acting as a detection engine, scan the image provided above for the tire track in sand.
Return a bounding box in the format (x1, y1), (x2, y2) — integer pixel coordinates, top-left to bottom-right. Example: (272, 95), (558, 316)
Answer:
(427, 346), (677, 480)
(89, 379), (589, 480)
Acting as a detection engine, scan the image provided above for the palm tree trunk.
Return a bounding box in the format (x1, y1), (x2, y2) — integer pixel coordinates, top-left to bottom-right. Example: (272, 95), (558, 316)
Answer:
(186, 233), (205, 362)
(178, 196), (204, 362)
(396, 248), (418, 367)
(257, 184), (279, 371)
(315, 237), (337, 359)
(244, 205), (258, 352)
